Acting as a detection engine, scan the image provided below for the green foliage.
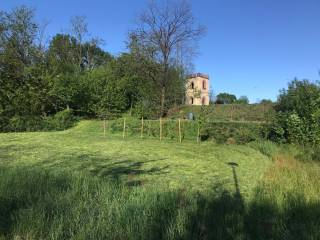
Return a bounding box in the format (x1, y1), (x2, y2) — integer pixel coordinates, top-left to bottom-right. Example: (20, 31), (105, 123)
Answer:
(276, 79), (320, 119)
(0, 110), (77, 132)
(47, 109), (77, 130)
(109, 117), (265, 144)
(0, 6), (186, 132)
(296, 145), (320, 162)
(200, 122), (264, 144)
(236, 96), (249, 104)
(215, 92), (237, 104)
(7, 116), (46, 132)
(286, 113), (307, 144)
(169, 104), (275, 122)
(272, 79), (320, 145)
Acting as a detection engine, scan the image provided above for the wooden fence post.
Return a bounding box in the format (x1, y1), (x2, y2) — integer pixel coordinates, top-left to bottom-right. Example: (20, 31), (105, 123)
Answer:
(197, 122), (200, 143)
(123, 118), (126, 139)
(178, 118), (182, 143)
(160, 118), (162, 141)
(140, 117), (144, 138)
(147, 120), (151, 137)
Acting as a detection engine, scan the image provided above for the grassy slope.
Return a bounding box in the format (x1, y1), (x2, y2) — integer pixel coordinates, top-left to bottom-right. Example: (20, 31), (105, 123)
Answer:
(0, 121), (319, 239)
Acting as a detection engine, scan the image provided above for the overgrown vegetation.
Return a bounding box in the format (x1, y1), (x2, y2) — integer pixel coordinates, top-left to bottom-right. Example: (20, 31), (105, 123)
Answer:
(108, 117), (265, 144)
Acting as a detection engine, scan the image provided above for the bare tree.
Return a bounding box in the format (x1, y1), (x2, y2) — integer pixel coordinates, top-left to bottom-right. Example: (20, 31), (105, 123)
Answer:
(133, 0), (205, 116)
(70, 15), (88, 66)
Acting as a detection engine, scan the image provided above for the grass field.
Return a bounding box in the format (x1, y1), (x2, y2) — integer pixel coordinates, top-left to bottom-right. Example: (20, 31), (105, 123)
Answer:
(0, 121), (319, 239)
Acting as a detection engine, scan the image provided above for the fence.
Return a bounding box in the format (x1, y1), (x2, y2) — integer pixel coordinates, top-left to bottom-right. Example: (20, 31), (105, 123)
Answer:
(101, 118), (267, 144)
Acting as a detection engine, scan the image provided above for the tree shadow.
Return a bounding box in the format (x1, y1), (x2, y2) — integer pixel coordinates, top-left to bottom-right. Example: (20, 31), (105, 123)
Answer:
(29, 152), (170, 185)
(184, 161), (320, 239)
(0, 166), (319, 239)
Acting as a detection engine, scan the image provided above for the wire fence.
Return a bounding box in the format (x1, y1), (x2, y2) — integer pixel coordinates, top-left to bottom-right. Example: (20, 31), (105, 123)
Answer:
(85, 118), (266, 144)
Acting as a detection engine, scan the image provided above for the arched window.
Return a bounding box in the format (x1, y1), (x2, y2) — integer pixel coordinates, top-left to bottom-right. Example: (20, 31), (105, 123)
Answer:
(202, 81), (206, 90)
(202, 97), (206, 105)
(191, 97), (194, 105)
(191, 82), (194, 89)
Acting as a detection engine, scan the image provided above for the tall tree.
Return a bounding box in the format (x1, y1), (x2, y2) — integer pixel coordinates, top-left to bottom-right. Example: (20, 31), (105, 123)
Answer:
(133, 0), (205, 116)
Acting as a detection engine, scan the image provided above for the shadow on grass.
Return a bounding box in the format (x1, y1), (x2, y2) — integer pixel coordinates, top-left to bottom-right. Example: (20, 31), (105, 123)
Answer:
(0, 166), (319, 239)
(29, 152), (170, 184)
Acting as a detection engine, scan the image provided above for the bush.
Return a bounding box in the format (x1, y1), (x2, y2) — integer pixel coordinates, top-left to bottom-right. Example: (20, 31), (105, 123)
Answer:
(200, 122), (265, 144)
(46, 109), (77, 130)
(0, 109), (77, 132)
(272, 79), (320, 145)
(6, 116), (46, 132)
(296, 146), (320, 162)
(266, 113), (286, 143)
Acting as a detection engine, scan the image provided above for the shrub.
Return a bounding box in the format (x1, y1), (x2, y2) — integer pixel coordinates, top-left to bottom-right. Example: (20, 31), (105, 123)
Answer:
(7, 116), (46, 132)
(296, 145), (320, 162)
(47, 109), (77, 130)
(0, 109), (78, 132)
(286, 113), (307, 144)
(266, 114), (286, 143)
(200, 122), (264, 144)
(273, 79), (320, 145)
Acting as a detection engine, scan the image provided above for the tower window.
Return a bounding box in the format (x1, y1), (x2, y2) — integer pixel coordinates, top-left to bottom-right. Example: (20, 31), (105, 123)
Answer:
(191, 97), (194, 105)
(202, 81), (206, 90)
(191, 82), (194, 89)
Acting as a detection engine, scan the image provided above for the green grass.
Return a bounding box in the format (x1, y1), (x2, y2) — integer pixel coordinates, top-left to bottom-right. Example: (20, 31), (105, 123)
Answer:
(0, 120), (270, 195)
(0, 121), (319, 239)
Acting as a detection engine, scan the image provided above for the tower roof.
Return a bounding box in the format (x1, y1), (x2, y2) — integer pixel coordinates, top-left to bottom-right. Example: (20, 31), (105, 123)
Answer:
(187, 73), (209, 79)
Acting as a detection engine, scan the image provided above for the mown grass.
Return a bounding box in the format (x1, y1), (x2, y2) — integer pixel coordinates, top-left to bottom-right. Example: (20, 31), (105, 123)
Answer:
(0, 121), (319, 239)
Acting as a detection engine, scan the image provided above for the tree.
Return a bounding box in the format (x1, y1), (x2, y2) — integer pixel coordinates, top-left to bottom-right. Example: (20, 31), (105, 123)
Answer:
(70, 15), (88, 67)
(133, 0), (205, 116)
(276, 79), (320, 120)
(236, 96), (249, 104)
(215, 93), (237, 104)
(0, 6), (45, 118)
(271, 79), (320, 145)
(260, 99), (273, 104)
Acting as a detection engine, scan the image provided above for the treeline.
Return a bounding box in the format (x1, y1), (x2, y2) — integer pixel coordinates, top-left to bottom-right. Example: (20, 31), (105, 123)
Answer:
(0, 6), (189, 131)
(215, 93), (250, 104)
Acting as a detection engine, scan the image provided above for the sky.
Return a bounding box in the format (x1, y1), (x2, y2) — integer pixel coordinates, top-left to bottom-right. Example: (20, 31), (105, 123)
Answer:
(1, 0), (320, 102)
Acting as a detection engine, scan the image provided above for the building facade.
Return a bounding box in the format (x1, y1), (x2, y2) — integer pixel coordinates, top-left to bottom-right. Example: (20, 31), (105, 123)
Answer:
(185, 73), (210, 105)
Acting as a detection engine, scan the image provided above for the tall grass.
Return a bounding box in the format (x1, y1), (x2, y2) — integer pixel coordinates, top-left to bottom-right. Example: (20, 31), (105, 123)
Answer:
(247, 140), (279, 158)
(1, 159), (319, 239)
(0, 167), (198, 240)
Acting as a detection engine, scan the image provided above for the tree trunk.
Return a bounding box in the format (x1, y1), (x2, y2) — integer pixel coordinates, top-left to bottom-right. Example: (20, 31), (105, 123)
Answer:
(160, 61), (168, 117)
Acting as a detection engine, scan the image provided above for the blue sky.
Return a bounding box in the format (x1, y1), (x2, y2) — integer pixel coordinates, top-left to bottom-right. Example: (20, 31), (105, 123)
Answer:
(1, 0), (320, 102)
